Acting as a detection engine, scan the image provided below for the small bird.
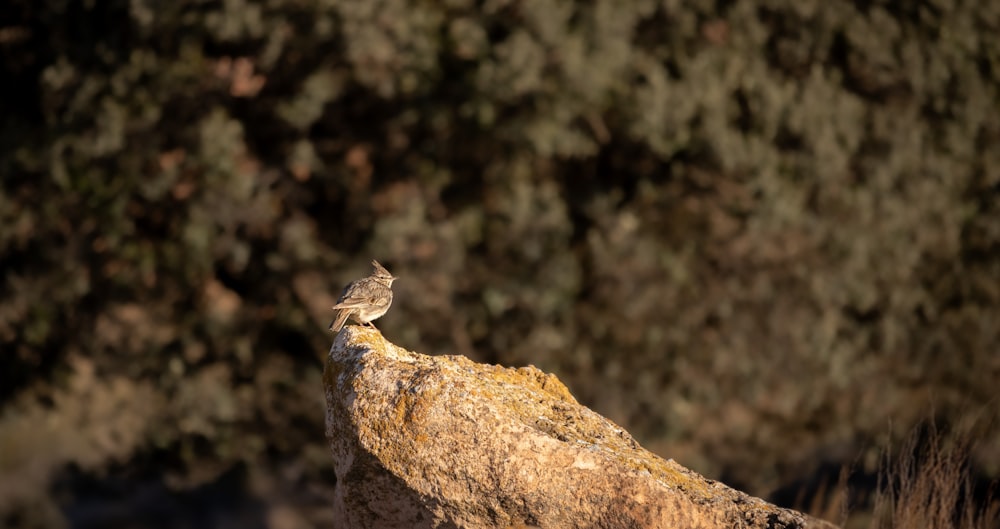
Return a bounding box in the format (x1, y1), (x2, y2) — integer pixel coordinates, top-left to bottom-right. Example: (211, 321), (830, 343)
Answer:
(328, 260), (397, 332)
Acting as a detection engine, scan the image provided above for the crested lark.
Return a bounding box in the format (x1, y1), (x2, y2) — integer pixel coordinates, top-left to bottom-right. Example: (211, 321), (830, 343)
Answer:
(328, 260), (397, 332)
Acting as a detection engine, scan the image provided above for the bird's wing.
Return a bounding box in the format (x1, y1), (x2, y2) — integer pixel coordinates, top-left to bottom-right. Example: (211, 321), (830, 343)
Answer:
(332, 282), (376, 309)
(332, 298), (370, 309)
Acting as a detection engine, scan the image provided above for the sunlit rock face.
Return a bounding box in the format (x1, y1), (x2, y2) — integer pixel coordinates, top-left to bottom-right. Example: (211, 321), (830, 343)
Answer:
(324, 326), (838, 529)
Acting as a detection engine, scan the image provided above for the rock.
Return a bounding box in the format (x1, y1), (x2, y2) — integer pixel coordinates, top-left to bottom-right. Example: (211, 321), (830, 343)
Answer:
(324, 327), (839, 529)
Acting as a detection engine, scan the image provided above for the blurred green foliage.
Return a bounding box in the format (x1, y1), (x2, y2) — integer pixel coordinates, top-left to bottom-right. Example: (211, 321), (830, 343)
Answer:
(1, 0), (998, 527)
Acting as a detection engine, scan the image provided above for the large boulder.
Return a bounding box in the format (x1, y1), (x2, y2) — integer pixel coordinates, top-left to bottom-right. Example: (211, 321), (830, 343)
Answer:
(324, 327), (838, 529)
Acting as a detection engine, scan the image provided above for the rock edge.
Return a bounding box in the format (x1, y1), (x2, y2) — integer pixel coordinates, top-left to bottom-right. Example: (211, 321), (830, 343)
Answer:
(324, 326), (839, 529)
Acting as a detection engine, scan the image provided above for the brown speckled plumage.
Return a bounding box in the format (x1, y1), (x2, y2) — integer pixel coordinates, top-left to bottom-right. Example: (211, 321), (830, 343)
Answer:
(328, 260), (397, 332)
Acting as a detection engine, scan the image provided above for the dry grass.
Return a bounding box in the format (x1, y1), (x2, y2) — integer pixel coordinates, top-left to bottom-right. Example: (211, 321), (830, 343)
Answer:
(869, 424), (999, 529)
(803, 422), (999, 529)
(800, 465), (852, 527)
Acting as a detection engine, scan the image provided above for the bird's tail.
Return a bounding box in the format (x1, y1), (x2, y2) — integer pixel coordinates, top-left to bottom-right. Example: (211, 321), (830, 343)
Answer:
(328, 309), (350, 332)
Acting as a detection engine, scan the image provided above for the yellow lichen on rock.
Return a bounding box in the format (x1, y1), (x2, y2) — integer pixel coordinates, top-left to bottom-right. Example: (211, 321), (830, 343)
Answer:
(324, 326), (839, 529)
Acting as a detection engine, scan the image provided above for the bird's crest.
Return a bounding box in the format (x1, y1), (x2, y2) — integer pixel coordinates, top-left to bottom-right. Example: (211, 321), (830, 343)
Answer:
(371, 260), (396, 281)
